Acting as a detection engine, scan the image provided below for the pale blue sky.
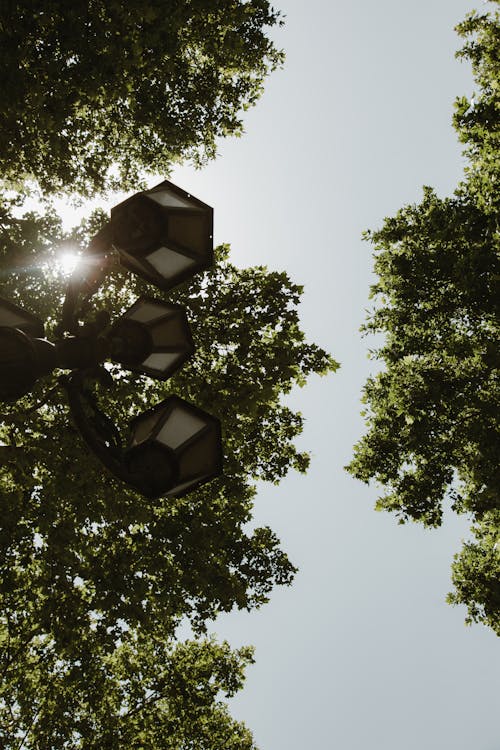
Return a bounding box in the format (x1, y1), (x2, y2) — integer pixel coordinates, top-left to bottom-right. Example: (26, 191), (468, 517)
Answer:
(56, 2), (499, 748)
(171, 2), (500, 749)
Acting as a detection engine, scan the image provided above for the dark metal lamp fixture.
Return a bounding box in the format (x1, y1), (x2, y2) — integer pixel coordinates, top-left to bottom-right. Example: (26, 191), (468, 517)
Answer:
(0, 180), (222, 499)
(109, 297), (194, 379)
(124, 396), (222, 499)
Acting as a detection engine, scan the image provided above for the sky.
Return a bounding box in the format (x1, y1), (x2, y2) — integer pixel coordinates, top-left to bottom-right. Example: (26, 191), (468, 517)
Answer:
(55, 1), (500, 748)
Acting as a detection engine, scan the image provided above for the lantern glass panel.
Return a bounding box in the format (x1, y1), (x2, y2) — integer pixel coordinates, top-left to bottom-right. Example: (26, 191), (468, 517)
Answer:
(157, 406), (206, 450)
(128, 302), (167, 323)
(149, 316), (185, 348)
(168, 214), (207, 253)
(147, 190), (194, 209)
(142, 352), (181, 371)
(178, 430), (220, 479)
(146, 247), (197, 278)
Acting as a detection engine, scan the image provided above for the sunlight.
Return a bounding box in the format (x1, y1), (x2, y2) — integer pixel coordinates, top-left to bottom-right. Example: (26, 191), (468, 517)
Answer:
(56, 249), (81, 276)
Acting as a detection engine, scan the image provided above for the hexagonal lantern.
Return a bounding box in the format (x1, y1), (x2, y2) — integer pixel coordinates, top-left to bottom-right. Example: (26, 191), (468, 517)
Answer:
(109, 297), (194, 380)
(0, 296), (45, 337)
(110, 180), (213, 291)
(124, 395), (222, 499)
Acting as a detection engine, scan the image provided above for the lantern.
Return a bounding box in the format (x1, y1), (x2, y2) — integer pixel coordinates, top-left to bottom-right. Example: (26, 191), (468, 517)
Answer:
(124, 396), (222, 499)
(110, 180), (213, 291)
(109, 297), (194, 379)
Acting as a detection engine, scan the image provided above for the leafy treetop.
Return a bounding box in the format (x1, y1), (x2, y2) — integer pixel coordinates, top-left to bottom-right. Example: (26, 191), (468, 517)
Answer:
(0, 632), (258, 750)
(0, 0), (283, 196)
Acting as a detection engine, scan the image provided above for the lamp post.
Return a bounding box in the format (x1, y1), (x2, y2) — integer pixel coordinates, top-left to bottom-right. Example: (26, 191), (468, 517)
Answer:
(0, 180), (222, 499)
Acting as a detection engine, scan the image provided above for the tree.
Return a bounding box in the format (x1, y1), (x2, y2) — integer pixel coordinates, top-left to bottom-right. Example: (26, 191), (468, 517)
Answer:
(347, 1), (499, 634)
(0, 2), (338, 740)
(0, 0), (283, 196)
(0, 200), (337, 745)
(0, 631), (258, 749)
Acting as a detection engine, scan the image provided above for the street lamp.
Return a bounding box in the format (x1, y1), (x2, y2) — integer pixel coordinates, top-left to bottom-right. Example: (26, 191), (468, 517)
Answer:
(63, 376), (222, 500)
(0, 180), (222, 499)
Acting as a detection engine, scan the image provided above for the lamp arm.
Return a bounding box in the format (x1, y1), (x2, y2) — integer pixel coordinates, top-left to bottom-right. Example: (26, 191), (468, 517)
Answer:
(61, 373), (140, 490)
(60, 223), (114, 334)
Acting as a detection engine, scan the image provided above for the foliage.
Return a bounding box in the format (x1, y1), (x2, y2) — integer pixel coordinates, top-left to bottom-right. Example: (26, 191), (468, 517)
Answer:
(347, 0), (500, 633)
(453, 1), (500, 214)
(347, 187), (499, 527)
(447, 510), (500, 636)
(0, 0), (283, 196)
(0, 631), (257, 749)
(0, 201), (337, 744)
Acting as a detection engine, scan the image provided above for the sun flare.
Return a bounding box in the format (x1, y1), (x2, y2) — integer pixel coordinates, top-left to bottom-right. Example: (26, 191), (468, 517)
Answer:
(57, 250), (81, 276)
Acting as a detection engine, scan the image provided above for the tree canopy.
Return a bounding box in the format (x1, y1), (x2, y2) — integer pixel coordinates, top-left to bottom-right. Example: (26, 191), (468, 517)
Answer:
(0, 0), (337, 744)
(1, 633), (258, 750)
(347, 1), (500, 635)
(0, 200), (337, 745)
(0, 2), (328, 742)
(0, 0), (283, 196)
